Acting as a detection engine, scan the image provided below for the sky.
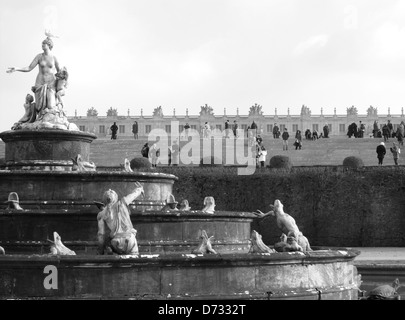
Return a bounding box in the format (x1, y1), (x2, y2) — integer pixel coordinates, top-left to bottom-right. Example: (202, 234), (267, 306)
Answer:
(1, 0), (405, 132)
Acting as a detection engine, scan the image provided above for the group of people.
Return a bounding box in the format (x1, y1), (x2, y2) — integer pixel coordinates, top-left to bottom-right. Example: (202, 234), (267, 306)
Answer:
(109, 121), (139, 140)
(376, 142), (401, 166)
(141, 141), (180, 167)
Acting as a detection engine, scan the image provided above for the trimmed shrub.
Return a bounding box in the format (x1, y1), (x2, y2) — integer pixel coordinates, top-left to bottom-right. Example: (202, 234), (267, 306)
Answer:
(343, 156), (364, 169)
(130, 157), (151, 170)
(269, 155), (292, 169)
(199, 156), (223, 167)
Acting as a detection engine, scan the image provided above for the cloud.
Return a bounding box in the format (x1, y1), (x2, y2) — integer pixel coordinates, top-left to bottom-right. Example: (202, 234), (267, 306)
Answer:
(293, 34), (330, 56)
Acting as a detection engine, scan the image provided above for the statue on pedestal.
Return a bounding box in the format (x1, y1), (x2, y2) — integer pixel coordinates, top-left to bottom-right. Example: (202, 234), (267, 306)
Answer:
(97, 182), (144, 255)
(6, 31), (79, 131)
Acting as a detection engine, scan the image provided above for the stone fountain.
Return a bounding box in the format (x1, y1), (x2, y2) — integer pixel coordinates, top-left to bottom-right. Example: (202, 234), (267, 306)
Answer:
(0, 32), (360, 300)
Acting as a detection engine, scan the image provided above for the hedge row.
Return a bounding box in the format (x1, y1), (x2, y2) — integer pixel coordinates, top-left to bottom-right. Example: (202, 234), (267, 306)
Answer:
(157, 166), (405, 247)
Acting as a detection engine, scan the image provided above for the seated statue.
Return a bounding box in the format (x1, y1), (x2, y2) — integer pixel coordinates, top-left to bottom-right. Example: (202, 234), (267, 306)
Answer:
(97, 182), (144, 255)
(11, 94), (36, 130)
(202, 196), (215, 214)
(5, 192), (23, 211)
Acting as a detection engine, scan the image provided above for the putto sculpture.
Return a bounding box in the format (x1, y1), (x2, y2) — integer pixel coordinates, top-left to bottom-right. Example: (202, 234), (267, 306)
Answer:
(11, 94), (36, 130)
(6, 31), (79, 131)
(97, 182), (144, 255)
(161, 194), (179, 212)
(192, 230), (217, 255)
(249, 231), (275, 254)
(48, 232), (76, 256)
(202, 196), (215, 214)
(5, 192), (23, 211)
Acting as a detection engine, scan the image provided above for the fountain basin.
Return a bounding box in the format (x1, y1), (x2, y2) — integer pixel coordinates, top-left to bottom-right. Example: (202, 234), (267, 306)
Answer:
(0, 130), (97, 170)
(0, 250), (360, 300)
(0, 211), (254, 254)
(0, 171), (177, 211)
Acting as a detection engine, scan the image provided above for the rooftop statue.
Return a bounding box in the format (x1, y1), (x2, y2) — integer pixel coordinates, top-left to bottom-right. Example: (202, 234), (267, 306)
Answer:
(6, 31), (79, 131)
(300, 105), (311, 117)
(153, 106), (164, 117)
(347, 106), (358, 116)
(87, 107), (98, 117)
(367, 105), (378, 116)
(97, 182), (144, 255)
(249, 104), (264, 116)
(107, 107), (118, 117)
(199, 104), (214, 116)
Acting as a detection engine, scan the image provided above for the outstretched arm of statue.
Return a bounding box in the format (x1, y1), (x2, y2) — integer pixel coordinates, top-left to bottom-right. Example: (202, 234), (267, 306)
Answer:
(254, 209), (275, 219)
(123, 182), (145, 206)
(7, 54), (40, 73)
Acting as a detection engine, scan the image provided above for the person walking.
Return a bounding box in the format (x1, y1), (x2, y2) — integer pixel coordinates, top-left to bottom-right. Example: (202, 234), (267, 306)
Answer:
(224, 120), (230, 139)
(397, 122), (405, 147)
(390, 142), (401, 166)
(251, 121), (258, 137)
(382, 124), (389, 142)
(387, 120), (393, 138)
(132, 121), (138, 140)
(184, 123), (190, 140)
(233, 120), (239, 138)
(373, 120), (379, 138)
(149, 143), (159, 167)
(273, 123), (280, 139)
(294, 130), (302, 150)
(376, 142), (386, 166)
(110, 122), (118, 140)
(258, 145), (267, 168)
(141, 143), (149, 158)
(282, 128), (289, 151)
(171, 140), (179, 166)
(359, 121), (365, 138)
(323, 124), (330, 138)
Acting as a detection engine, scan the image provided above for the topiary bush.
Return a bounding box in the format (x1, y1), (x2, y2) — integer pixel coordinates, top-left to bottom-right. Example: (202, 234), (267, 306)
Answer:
(343, 156), (364, 169)
(199, 156), (223, 167)
(130, 157), (152, 170)
(269, 155), (292, 169)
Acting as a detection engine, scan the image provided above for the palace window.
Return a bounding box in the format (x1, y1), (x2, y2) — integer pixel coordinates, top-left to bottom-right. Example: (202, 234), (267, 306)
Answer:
(280, 124), (286, 131)
(339, 124), (346, 133)
(292, 124), (299, 132)
(191, 125), (197, 130)
(145, 125), (152, 134)
(119, 125), (125, 134)
(267, 124), (273, 133)
(99, 125), (105, 134)
(165, 125), (171, 133)
(313, 124), (319, 132)
(216, 125), (222, 130)
(241, 124), (247, 131)
(79, 125), (86, 132)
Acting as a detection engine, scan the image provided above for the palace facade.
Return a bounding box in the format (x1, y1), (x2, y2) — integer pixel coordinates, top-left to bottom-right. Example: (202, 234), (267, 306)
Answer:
(68, 104), (405, 138)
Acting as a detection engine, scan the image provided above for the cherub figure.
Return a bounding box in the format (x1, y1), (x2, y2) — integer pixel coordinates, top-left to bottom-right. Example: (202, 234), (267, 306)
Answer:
(179, 199), (191, 211)
(249, 230), (275, 254)
(161, 194), (179, 212)
(48, 231), (76, 256)
(55, 67), (68, 108)
(192, 230), (217, 255)
(11, 94), (36, 130)
(97, 182), (144, 255)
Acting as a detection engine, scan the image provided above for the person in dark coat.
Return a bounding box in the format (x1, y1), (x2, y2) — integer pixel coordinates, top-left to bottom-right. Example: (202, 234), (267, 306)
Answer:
(373, 120), (379, 138)
(376, 142), (386, 166)
(141, 143), (149, 158)
(382, 124), (389, 142)
(323, 124), (330, 138)
(294, 130), (302, 150)
(110, 122), (118, 140)
(251, 121), (258, 136)
(132, 121), (138, 140)
(273, 123), (280, 139)
(387, 120), (393, 138)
